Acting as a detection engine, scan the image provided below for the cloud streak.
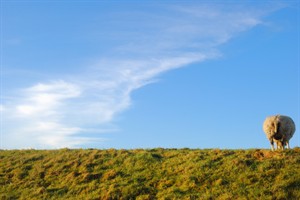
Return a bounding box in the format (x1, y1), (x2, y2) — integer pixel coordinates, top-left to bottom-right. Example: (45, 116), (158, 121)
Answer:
(1, 3), (280, 148)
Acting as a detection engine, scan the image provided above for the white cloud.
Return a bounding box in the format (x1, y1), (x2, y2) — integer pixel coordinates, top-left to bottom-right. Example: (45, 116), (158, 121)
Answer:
(0, 105), (4, 112)
(2, 81), (83, 149)
(15, 81), (80, 117)
(1, 3), (281, 149)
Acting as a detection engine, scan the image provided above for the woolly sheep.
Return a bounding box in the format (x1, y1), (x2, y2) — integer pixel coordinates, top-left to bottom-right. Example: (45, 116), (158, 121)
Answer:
(263, 115), (296, 151)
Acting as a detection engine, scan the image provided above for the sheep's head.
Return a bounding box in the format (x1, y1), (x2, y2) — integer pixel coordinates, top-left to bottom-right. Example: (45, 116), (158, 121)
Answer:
(267, 120), (279, 137)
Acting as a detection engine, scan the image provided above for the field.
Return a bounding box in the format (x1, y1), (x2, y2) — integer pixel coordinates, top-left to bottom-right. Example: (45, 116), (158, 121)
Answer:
(1, 148), (300, 199)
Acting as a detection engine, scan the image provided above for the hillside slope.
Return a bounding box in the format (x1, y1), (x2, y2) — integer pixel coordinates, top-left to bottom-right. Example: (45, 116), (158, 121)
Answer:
(1, 148), (300, 199)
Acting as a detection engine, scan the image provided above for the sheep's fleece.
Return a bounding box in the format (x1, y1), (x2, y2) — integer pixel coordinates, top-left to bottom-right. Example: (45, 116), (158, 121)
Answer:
(263, 115), (295, 150)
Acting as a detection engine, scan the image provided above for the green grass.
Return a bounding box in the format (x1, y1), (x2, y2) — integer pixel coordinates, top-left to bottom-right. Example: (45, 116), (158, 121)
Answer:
(1, 148), (300, 199)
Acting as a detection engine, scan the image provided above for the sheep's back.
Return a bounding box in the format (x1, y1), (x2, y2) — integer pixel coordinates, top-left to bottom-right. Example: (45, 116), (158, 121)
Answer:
(277, 115), (296, 140)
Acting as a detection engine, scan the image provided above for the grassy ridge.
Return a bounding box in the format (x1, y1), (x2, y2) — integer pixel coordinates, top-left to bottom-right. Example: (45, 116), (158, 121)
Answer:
(1, 148), (300, 199)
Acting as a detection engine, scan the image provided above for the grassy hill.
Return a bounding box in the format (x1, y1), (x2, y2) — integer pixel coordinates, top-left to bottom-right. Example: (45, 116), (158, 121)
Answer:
(1, 148), (300, 199)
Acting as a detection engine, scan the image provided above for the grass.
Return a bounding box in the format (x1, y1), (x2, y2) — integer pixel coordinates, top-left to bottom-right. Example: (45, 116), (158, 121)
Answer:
(1, 148), (300, 199)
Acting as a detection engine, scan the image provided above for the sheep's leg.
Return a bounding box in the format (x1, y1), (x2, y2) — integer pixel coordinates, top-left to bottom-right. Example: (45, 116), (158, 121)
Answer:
(280, 141), (284, 150)
(286, 141), (290, 149)
(270, 139), (275, 151)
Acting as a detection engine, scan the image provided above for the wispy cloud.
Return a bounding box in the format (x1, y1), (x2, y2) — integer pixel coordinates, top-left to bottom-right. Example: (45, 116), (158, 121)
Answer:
(1, 3), (281, 148)
(2, 81), (84, 148)
(16, 81), (80, 117)
(0, 105), (4, 112)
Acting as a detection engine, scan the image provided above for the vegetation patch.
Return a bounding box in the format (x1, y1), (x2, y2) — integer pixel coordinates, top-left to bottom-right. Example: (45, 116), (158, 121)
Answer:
(1, 148), (299, 199)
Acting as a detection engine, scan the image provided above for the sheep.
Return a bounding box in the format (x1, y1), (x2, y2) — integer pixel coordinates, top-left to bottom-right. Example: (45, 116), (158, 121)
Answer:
(263, 115), (296, 151)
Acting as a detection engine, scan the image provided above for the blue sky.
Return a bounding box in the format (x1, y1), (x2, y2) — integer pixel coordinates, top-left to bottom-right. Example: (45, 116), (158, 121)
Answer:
(1, 1), (299, 149)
